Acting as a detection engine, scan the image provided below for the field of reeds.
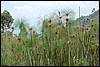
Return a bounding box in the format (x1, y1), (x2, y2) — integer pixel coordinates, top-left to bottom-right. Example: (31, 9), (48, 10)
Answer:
(1, 12), (99, 66)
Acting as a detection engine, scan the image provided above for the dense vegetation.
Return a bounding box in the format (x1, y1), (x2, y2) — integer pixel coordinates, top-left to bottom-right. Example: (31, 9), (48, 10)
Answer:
(1, 9), (99, 66)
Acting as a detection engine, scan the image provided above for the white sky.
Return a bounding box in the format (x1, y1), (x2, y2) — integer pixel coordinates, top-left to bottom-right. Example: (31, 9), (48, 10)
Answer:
(1, 1), (99, 35)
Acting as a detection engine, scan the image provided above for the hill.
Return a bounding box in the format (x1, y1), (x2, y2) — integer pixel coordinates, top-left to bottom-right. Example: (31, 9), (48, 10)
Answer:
(76, 10), (99, 26)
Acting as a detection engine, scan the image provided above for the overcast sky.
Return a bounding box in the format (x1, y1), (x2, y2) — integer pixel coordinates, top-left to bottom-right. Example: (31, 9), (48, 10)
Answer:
(1, 1), (99, 35)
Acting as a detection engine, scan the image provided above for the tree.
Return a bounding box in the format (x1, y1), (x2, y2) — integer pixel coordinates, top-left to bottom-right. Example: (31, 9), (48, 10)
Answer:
(92, 8), (95, 13)
(13, 18), (29, 36)
(1, 10), (14, 33)
(19, 18), (27, 34)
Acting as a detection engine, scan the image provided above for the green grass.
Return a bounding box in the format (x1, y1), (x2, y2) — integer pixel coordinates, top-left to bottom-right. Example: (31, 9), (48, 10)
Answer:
(1, 17), (99, 66)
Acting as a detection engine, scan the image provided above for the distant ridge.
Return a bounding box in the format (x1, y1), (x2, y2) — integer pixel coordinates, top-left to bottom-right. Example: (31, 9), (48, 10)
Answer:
(76, 10), (99, 26)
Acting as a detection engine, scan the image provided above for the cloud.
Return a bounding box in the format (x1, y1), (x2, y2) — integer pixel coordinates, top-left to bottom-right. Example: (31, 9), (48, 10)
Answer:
(14, 5), (46, 17)
(15, 5), (33, 11)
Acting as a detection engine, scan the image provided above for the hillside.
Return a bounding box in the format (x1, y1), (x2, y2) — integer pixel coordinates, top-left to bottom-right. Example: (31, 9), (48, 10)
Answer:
(76, 10), (99, 26)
